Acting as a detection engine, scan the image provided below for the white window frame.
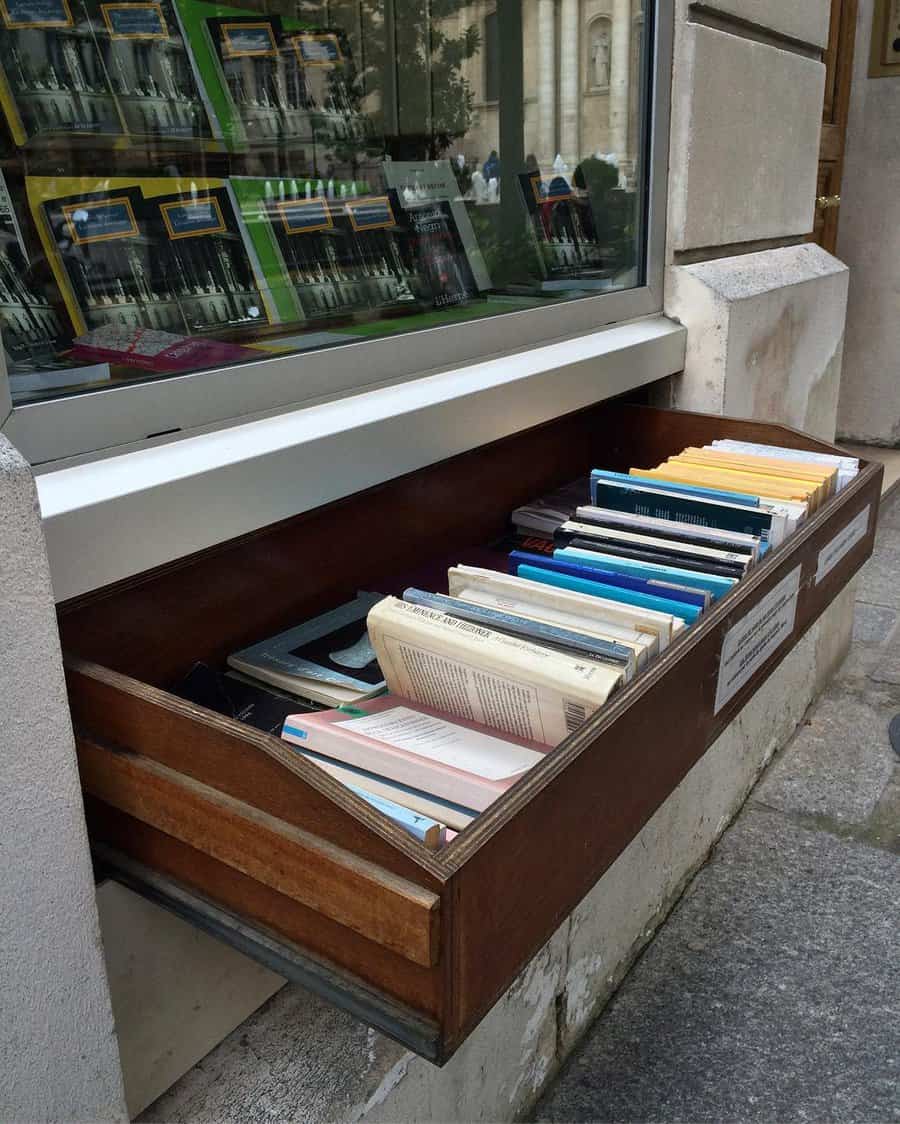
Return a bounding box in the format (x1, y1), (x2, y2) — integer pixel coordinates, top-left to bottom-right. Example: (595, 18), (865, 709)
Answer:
(1, 0), (674, 468)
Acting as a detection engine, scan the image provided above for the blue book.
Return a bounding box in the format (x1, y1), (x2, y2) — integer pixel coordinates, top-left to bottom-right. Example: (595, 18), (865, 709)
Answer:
(591, 469), (760, 508)
(402, 587), (635, 668)
(344, 784), (445, 847)
(556, 546), (737, 601)
(289, 745), (477, 833)
(516, 564), (700, 624)
(590, 480), (781, 543)
(508, 551), (710, 610)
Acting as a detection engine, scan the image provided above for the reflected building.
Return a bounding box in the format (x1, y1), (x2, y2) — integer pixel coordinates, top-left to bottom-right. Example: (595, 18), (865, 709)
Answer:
(442, 0), (645, 183)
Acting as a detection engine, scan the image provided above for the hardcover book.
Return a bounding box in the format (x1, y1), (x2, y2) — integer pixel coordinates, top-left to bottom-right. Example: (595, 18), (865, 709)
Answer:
(229, 591), (386, 706)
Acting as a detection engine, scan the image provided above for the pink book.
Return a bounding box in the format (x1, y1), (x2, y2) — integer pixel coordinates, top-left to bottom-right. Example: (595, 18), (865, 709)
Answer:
(281, 696), (549, 812)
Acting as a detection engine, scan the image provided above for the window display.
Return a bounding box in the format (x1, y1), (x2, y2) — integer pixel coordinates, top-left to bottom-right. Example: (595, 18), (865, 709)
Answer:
(0, 0), (652, 408)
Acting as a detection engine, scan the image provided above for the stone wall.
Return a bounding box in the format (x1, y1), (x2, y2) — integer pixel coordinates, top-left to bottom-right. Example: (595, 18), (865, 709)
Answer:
(835, 0), (900, 445)
(0, 436), (127, 1124)
(663, 0), (847, 442)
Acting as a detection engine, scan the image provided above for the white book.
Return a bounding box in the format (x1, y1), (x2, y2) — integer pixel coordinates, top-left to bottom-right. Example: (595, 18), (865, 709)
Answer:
(559, 520), (752, 570)
(575, 505), (762, 561)
(447, 564), (676, 650)
(367, 596), (623, 747)
(709, 440), (859, 491)
(447, 584), (657, 669)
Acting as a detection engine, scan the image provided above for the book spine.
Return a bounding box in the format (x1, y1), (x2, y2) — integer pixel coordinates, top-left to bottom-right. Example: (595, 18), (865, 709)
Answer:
(591, 481), (776, 541)
(517, 564), (699, 624)
(402, 588), (635, 666)
(555, 546), (736, 600)
(563, 535), (747, 580)
(508, 551), (708, 608)
(558, 521), (752, 568)
(591, 469), (760, 508)
(574, 505), (761, 559)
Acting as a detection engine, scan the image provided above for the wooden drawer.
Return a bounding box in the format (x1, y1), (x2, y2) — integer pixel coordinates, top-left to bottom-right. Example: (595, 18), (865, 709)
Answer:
(59, 403), (882, 1064)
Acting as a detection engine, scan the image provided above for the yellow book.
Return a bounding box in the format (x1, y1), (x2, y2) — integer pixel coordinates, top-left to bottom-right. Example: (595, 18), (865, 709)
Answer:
(668, 453), (829, 509)
(658, 461), (821, 509)
(677, 448), (837, 500)
(630, 464), (818, 510)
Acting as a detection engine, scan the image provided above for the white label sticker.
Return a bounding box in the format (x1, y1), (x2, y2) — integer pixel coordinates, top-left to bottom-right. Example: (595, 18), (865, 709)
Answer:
(714, 567), (802, 714)
(815, 505), (871, 585)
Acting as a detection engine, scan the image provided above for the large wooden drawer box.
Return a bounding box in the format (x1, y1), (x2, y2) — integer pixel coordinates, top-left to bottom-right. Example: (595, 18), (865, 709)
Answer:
(59, 403), (882, 1064)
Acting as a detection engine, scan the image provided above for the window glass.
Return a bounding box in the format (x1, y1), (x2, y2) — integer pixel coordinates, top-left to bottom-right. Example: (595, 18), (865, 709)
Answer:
(0, 0), (651, 405)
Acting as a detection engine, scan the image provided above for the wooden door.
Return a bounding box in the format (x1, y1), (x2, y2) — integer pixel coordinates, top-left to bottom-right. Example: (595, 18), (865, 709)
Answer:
(812, 0), (859, 251)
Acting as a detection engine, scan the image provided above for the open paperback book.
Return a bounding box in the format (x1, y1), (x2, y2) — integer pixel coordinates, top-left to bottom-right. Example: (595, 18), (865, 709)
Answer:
(366, 596), (622, 746)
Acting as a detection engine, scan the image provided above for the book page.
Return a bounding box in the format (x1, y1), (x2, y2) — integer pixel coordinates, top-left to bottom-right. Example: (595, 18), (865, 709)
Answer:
(335, 706), (543, 780)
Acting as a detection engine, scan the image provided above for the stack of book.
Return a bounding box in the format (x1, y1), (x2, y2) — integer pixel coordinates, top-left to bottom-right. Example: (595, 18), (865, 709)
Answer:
(175, 438), (858, 850)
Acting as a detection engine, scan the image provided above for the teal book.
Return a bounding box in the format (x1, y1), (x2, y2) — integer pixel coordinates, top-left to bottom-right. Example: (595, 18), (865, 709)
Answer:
(555, 546), (737, 601)
(590, 469), (760, 508)
(516, 564), (699, 624)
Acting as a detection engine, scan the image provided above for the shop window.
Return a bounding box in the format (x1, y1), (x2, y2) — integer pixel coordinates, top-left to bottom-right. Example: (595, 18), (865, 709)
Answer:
(0, 0), (668, 462)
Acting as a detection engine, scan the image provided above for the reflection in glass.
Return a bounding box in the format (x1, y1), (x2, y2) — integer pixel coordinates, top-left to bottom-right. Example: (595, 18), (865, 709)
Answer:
(0, 0), (650, 406)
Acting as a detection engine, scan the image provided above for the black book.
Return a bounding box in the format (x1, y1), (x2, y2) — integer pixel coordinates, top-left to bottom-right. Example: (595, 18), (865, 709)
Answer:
(562, 536), (747, 580)
(169, 662), (314, 736)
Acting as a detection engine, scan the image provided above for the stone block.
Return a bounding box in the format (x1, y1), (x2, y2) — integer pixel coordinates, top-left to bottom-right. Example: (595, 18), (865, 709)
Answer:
(668, 25), (825, 251)
(97, 882), (285, 1118)
(666, 244), (849, 440)
(836, 0), (900, 445)
(684, 0), (831, 49)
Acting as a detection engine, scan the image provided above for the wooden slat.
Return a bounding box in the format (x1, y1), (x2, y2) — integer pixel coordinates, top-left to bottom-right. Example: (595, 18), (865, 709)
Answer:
(87, 798), (446, 1018)
(66, 659), (446, 885)
(79, 739), (440, 967)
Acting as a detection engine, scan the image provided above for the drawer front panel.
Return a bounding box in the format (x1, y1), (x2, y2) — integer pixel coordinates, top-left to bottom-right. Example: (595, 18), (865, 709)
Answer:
(86, 798), (447, 1019)
(67, 660), (445, 887)
(79, 739), (441, 968)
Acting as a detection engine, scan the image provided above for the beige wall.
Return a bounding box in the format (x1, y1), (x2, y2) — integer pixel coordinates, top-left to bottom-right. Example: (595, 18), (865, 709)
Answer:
(835, 0), (900, 445)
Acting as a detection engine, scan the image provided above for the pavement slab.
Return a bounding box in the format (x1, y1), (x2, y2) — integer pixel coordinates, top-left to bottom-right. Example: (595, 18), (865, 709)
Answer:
(533, 809), (900, 1124)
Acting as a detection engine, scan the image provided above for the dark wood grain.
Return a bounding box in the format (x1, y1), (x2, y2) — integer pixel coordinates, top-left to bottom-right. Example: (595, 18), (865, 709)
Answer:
(67, 659), (446, 886)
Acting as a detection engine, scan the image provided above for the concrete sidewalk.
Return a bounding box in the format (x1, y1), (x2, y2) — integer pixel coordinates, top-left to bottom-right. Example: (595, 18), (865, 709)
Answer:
(534, 492), (900, 1124)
